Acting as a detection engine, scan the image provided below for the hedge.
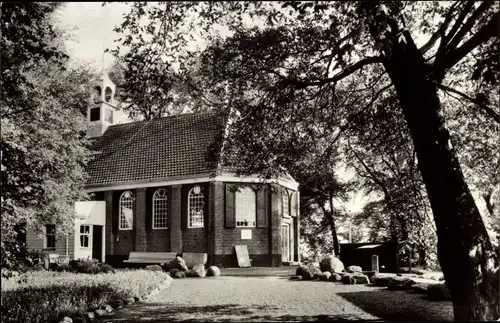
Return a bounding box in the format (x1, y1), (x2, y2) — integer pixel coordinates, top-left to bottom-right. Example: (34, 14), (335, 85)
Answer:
(1, 269), (170, 322)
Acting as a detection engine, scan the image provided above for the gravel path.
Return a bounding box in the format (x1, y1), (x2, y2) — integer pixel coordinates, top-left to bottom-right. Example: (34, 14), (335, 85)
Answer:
(99, 276), (453, 322)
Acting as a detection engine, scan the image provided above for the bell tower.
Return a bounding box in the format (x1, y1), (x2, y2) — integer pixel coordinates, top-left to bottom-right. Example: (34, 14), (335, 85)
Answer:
(87, 72), (118, 138)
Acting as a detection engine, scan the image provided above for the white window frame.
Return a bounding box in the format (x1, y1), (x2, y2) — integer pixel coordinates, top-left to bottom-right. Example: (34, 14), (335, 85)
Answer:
(44, 224), (56, 249)
(188, 186), (205, 228)
(119, 191), (135, 230)
(282, 190), (290, 218)
(153, 188), (168, 229)
(80, 225), (91, 249)
(235, 187), (256, 228)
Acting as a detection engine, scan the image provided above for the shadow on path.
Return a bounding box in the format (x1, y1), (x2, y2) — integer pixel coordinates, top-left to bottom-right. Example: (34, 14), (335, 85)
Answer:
(337, 289), (454, 322)
(99, 303), (382, 322)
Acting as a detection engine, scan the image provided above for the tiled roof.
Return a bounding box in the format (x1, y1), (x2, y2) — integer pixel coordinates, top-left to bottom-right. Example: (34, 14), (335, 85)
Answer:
(85, 112), (227, 187)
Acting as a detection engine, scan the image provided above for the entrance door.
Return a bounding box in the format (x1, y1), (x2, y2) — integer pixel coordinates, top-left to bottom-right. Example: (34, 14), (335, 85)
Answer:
(92, 225), (103, 262)
(281, 224), (290, 262)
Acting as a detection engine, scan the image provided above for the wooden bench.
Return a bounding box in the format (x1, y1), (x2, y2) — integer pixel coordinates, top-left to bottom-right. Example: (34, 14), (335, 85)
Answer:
(123, 252), (177, 265)
(182, 252), (207, 269)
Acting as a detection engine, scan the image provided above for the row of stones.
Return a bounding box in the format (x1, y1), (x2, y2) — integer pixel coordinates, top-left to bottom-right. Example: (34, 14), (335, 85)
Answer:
(291, 264), (450, 302)
(291, 264), (371, 284)
(151, 255), (222, 278)
(370, 275), (450, 301)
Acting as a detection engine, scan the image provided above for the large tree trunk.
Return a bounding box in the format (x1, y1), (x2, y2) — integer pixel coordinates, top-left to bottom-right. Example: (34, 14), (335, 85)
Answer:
(324, 211), (340, 256)
(379, 29), (499, 321)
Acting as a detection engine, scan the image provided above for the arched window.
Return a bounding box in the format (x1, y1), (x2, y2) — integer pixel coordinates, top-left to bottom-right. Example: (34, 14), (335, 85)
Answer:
(105, 87), (113, 103)
(153, 188), (168, 229)
(282, 189), (290, 217)
(188, 185), (205, 228)
(235, 187), (256, 227)
(119, 191), (134, 230)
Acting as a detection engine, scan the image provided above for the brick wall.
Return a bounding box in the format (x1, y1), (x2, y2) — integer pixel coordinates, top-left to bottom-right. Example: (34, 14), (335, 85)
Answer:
(102, 181), (296, 267)
(104, 191), (114, 255)
(147, 229), (170, 252)
(111, 190), (135, 256)
(145, 187), (170, 252)
(135, 188), (147, 252)
(182, 228), (208, 253)
(170, 185), (182, 253)
(221, 228), (269, 254)
(210, 182), (283, 267)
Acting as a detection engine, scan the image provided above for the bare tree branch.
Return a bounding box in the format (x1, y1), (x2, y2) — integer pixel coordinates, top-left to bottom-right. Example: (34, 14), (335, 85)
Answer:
(292, 56), (383, 88)
(440, 2), (475, 51)
(419, 1), (461, 55)
(446, 1), (493, 53)
(437, 83), (500, 123)
(435, 11), (499, 81)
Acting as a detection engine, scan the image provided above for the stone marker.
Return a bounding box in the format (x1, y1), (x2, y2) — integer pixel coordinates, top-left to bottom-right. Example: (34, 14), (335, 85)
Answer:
(371, 255), (379, 274)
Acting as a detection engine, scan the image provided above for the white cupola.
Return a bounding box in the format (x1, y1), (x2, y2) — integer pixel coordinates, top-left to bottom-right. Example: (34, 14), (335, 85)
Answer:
(87, 71), (123, 138)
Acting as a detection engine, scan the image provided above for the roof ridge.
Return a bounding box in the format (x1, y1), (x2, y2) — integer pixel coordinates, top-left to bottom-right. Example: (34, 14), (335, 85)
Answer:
(107, 109), (225, 129)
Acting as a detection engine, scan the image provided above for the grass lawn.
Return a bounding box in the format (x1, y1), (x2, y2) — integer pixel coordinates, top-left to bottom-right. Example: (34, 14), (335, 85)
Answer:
(1, 269), (170, 323)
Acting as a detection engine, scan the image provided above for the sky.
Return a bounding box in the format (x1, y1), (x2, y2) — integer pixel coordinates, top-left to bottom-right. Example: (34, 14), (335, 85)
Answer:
(54, 2), (131, 71)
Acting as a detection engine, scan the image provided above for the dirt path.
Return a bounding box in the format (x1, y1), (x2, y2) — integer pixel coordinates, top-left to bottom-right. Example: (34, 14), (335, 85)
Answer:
(99, 276), (453, 322)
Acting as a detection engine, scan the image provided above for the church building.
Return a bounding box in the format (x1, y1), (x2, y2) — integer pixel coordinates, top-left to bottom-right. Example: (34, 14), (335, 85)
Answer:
(26, 73), (300, 267)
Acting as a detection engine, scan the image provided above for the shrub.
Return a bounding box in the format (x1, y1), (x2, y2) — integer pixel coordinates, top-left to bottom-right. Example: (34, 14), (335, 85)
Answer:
(1, 270), (170, 323)
(56, 259), (116, 274)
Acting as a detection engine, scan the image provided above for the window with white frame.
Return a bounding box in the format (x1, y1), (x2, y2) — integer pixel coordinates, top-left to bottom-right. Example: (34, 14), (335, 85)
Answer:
(282, 190), (290, 217)
(44, 224), (56, 249)
(235, 187), (256, 227)
(119, 191), (134, 230)
(153, 188), (168, 229)
(188, 185), (205, 228)
(80, 225), (91, 248)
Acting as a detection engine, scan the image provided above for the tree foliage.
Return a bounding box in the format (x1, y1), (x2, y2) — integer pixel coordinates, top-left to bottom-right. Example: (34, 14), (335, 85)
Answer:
(1, 3), (93, 276)
(109, 1), (499, 320)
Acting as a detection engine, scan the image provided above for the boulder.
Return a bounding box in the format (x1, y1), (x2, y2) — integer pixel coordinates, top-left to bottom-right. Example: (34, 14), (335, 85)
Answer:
(103, 304), (113, 313)
(145, 264), (163, 272)
(173, 271), (186, 279)
(166, 256), (189, 272)
(206, 266), (221, 277)
(296, 264), (308, 276)
(412, 283), (429, 294)
(318, 272), (332, 281)
(371, 275), (392, 287)
(94, 309), (108, 317)
(320, 256), (345, 273)
(352, 273), (370, 284)
(300, 267), (314, 280)
(110, 299), (124, 309)
(187, 264), (206, 277)
(347, 265), (363, 273)
(427, 283), (451, 301)
(59, 317), (72, 323)
(310, 266), (322, 275)
(329, 273), (342, 282)
(387, 276), (416, 290)
(87, 312), (95, 320)
(342, 273), (356, 284)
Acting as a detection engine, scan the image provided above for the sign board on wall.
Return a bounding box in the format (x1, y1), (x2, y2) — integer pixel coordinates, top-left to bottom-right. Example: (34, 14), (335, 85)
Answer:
(241, 229), (252, 240)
